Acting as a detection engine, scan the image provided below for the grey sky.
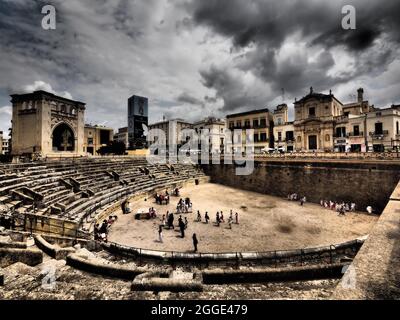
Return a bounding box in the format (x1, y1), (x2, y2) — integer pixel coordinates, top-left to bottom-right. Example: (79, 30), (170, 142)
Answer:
(1, 0), (400, 137)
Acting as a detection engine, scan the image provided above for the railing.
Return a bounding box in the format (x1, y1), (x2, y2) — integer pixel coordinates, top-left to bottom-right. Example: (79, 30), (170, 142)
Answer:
(253, 151), (400, 160)
(370, 130), (389, 137)
(348, 132), (364, 137)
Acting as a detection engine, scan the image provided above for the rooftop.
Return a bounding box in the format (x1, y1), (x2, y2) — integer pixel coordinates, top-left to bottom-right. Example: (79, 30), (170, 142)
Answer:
(10, 90), (86, 107)
(227, 108), (270, 119)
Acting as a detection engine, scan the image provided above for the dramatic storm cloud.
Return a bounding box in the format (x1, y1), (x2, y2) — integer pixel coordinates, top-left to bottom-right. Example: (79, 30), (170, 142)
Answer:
(0, 0), (399, 136)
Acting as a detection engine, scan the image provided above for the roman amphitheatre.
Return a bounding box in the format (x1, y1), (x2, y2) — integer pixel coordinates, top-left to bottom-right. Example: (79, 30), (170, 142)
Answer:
(0, 156), (400, 300)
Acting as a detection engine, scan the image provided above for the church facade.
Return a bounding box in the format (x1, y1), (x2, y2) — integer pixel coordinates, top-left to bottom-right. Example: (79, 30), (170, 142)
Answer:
(10, 90), (86, 157)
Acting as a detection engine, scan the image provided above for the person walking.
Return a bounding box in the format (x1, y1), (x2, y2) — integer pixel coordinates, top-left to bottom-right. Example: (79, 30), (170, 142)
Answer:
(158, 225), (163, 243)
(235, 212), (239, 224)
(197, 210), (201, 222)
(192, 233), (198, 252)
(228, 216), (233, 229)
(184, 217), (188, 229)
(205, 212), (209, 224)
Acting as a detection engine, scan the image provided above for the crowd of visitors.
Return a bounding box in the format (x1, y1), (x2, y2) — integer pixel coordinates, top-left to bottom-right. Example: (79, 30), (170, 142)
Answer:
(320, 199), (357, 216)
(176, 198), (192, 213)
(287, 193), (307, 206)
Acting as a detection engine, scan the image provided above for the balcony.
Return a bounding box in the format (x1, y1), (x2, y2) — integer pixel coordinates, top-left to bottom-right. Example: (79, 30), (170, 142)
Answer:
(369, 130), (389, 138)
(333, 134), (348, 138)
(348, 132), (364, 137)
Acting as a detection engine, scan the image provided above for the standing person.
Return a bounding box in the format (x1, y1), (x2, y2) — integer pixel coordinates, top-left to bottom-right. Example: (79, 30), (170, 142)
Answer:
(158, 225), (163, 243)
(228, 216), (233, 229)
(161, 214), (166, 227)
(216, 212), (220, 227)
(235, 212), (239, 224)
(184, 217), (189, 229)
(230, 210), (233, 221)
(197, 210), (201, 222)
(192, 233), (198, 252)
(220, 212), (224, 223)
(169, 212), (174, 229)
(205, 212), (209, 224)
(179, 218), (185, 238)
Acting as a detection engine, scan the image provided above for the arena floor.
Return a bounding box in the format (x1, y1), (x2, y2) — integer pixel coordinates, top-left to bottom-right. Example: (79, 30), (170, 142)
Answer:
(108, 183), (378, 253)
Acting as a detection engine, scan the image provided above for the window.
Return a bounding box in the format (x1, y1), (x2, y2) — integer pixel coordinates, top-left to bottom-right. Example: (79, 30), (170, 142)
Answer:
(260, 132), (267, 142)
(254, 134), (259, 143)
(354, 125), (360, 136)
(309, 107), (316, 117)
(277, 118), (283, 125)
(236, 121), (242, 128)
(229, 121), (234, 129)
(278, 132), (282, 141)
(260, 119), (266, 127)
(286, 131), (294, 141)
(375, 123), (383, 134)
(253, 119), (259, 128)
(297, 136), (302, 143)
(336, 127), (346, 138)
(244, 120), (251, 128)
(87, 138), (93, 145)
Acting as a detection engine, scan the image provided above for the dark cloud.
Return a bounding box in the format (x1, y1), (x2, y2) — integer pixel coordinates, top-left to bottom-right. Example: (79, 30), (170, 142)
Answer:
(0, 0), (400, 135)
(177, 92), (203, 106)
(185, 0), (400, 112)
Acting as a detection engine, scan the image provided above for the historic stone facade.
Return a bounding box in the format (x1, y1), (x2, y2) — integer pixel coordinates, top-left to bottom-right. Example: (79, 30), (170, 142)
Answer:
(293, 87), (343, 152)
(10, 90), (86, 157)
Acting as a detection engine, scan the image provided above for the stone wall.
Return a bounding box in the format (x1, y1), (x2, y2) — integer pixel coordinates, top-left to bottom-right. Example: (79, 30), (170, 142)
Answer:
(0, 248), (43, 268)
(203, 160), (400, 213)
(332, 180), (400, 299)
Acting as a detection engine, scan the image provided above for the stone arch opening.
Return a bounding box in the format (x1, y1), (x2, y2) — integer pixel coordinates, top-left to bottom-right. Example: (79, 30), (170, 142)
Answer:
(52, 123), (75, 152)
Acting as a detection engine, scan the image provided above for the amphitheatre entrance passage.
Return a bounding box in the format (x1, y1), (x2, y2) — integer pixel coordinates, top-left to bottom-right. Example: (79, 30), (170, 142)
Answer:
(107, 183), (377, 253)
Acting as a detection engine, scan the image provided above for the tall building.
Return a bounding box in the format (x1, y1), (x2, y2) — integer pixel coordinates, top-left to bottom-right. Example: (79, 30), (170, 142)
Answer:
(226, 108), (274, 154)
(127, 95), (148, 150)
(10, 90), (86, 157)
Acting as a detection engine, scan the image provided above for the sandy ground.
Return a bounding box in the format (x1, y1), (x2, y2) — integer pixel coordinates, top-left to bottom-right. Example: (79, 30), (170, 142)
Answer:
(108, 183), (378, 253)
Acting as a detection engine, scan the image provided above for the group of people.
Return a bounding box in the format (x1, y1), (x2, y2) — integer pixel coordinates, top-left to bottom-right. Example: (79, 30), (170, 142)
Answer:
(94, 215), (118, 242)
(196, 210), (239, 229)
(176, 198), (192, 213)
(155, 191), (170, 205)
(158, 212), (198, 251)
(320, 199), (356, 216)
(287, 193), (307, 206)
